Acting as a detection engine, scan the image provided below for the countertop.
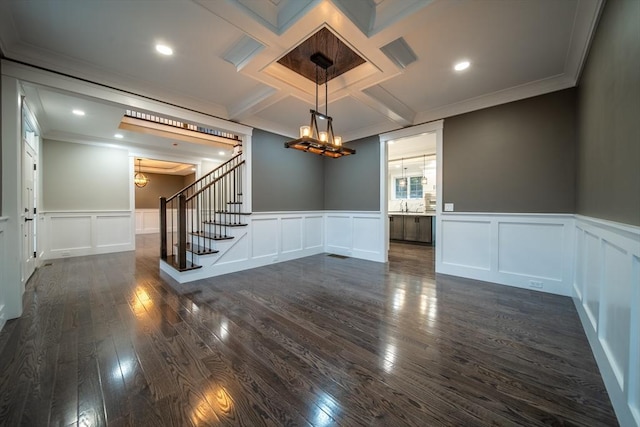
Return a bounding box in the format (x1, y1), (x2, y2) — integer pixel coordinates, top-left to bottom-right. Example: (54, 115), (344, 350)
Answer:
(388, 211), (436, 217)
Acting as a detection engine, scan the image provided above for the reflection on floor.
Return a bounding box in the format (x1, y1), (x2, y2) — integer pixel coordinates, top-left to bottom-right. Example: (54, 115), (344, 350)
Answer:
(388, 241), (435, 278)
(0, 233), (617, 426)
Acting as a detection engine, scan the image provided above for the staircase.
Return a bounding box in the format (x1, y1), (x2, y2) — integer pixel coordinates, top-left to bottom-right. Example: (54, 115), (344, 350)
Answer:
(160, 153), (248, 272)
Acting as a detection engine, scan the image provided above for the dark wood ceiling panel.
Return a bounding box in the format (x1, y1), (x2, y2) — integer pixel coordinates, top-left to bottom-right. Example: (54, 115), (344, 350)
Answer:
(277, 27), (366, 83)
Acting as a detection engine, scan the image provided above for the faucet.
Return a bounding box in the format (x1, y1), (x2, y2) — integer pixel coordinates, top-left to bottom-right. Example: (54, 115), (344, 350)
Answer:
(400, 200), (406, 212)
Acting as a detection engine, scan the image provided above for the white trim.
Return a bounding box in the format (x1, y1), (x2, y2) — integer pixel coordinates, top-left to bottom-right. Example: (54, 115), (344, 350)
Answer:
(41, 211), (135, 259)
(572, 215), (640, 427)
(413, 75), (575, 126)
(0, 218), (8, 331)
(379, 119), (444, 263)
(1, 76), (25, 321)
(2, 61), (253, 137)
(436, 212), (575, 296)
(160, 210), (386, 283)
(135, 208), (161, 234)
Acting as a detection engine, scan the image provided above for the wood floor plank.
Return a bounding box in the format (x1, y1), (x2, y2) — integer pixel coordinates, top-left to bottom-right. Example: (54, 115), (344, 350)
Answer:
(0, 236), (619, 426)
(49, 325), (79, 426)
(77, 328), (107, 426)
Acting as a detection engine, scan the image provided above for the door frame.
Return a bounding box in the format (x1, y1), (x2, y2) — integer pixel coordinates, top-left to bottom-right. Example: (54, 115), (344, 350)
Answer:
(21, 98), (39, 285)
(379, 120), (443, 263)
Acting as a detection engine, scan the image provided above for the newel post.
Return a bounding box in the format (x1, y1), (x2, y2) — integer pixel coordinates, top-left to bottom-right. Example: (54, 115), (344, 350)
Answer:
(160, 197), (167, 260)
(177, 194), (187, 270)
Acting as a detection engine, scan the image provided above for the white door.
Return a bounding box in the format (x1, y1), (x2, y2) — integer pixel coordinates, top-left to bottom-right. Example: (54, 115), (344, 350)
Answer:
(22, 143), (37, 283)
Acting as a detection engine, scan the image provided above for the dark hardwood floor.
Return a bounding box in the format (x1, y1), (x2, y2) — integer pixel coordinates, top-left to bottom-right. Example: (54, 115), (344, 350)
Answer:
(0, 236), (618, 426)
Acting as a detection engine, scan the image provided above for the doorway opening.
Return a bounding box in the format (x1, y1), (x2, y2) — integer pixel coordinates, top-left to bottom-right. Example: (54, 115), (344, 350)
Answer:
(133, 158), (197, 237)
(379, 120), (443, 269)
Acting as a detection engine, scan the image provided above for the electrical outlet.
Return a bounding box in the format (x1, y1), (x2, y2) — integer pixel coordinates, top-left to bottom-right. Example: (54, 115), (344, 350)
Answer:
(444, 203), (454, 212)
(529, 280), (543, 289)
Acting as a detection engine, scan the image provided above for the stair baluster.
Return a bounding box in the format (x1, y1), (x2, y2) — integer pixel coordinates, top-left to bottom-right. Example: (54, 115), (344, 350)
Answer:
(160, 153), (247, 272)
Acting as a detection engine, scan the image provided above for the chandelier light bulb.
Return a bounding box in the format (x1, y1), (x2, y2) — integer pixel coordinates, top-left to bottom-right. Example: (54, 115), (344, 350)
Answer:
(300, 126), (310, 138)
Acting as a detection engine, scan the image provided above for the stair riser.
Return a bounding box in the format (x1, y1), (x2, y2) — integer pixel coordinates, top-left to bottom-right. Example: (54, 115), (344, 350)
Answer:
(202, 223), (247, 234)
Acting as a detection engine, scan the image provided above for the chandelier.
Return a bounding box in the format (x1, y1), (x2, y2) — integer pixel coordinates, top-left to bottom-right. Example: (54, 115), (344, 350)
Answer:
(134, 158), (150, 188)
(285, 53), (355, 158)
(421, 154), (428, 185)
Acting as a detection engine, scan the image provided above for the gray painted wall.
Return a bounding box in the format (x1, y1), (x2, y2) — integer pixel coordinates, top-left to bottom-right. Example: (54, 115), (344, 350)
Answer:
(43, 139), (129, 211)
(135, 172), (194, 209)
(443, 89), (577, 213)
(577, 0), (640, 226)
(324, 135), (380, 211)
(0, 61), (3, 215)
(252, 128), (324, 211)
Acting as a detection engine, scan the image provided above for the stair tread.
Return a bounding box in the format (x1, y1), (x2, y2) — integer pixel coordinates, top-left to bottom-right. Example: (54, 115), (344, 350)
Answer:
(163, 255), (202, 272)
(190, 231), (235, 240)
(202, 221), (247, 227)
(215, 211), (252, 215)
(174, 243), (220, 255)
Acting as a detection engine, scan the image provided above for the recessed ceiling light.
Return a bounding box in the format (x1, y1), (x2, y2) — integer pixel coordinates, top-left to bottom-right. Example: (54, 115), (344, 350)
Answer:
(218, 151), (225, 156)
(72, 109), (85, 116)
(155, 44), (173, 56)
(191, 167), (196, 171)
(114, 133), (123, 139)
(454, 60), (470, 71)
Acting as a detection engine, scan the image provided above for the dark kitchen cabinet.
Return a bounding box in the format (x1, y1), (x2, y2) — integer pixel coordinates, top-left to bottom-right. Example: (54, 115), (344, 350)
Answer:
(390, 215), (433, 243)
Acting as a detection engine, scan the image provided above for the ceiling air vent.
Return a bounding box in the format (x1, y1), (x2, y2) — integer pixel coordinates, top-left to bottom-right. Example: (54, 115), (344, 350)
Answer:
(380, 37), (417, 69)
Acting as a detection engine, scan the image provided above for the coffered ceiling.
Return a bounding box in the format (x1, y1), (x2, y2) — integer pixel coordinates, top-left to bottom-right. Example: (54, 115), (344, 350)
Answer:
(0, 0), (603, 152)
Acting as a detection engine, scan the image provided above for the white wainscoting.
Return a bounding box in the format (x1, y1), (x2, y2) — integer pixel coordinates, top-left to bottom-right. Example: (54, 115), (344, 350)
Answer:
(436, 213), (575, 296)
(161, 211), (386, 283)
(573, 215), (640, 427)
(0, 217), (8, 331)
(325, 211), (385, 262)
(135, 208), (160, 234)
(41, 211), (135, 259)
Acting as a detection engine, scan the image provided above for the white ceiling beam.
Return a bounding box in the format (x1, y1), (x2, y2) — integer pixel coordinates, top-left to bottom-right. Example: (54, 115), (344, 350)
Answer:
(356, 85), (415, 126)
(227, 87), (288, 121)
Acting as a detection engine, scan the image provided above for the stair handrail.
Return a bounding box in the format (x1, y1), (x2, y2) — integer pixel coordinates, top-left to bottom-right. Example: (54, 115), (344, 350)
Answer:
(166, 152), (243, 203)
(160, 151), (245, 271)
(186, 160), (245, 203)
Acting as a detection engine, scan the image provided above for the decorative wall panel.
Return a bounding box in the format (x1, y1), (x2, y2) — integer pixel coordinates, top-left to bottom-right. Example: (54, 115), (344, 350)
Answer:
(437, 214), (573, 295)
(573, 216), (640, 426)
(42, 211), (134, 258)
(281, 217), (303, 253)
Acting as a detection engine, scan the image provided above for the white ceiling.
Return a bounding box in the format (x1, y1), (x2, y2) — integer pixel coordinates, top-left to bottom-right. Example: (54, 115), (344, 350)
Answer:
(0, 0), (602, 158)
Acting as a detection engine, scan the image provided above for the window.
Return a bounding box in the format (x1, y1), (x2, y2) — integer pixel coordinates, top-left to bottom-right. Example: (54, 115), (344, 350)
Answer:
(409, 176), (423, 199)
(394, 176), (423, 199)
